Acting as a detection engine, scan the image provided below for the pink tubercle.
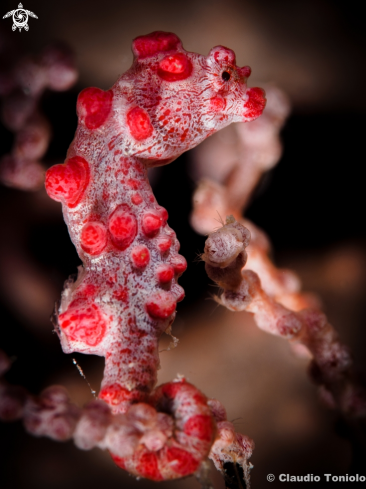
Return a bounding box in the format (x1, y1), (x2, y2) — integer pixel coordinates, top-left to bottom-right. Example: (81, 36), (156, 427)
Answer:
(127, 107), (154, 141)
(170, 255), (187, 276)
(237, 65), (252, 79)
(158, 54), (193, 82)
(131, 245), (150, 268)
(45, 156), (90, 208)
(156, 264), (174, 284)
(77, 87), (113, 130)
(132, 31), (180, 59)
(243, 87), (266, 121)
(58, 301), (107, 347)
(145, 292), (176, 319)
(212, 46), (236, 65)
(142, 210), (163, 237)
(108, 206), (137, 250)
(80, 221), (107, 255)
(156, 235), (172, 252)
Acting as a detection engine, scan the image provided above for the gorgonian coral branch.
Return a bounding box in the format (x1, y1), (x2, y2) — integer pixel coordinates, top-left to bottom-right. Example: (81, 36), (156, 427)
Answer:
(42, 31), (265, 482)
(0, 348), (253, 485)
(0, 42), (77, 190)
(202, 217), (366, 418)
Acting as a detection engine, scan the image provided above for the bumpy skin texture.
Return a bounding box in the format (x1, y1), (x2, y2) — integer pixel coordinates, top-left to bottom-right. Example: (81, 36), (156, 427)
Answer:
(44, 32), (265, 480)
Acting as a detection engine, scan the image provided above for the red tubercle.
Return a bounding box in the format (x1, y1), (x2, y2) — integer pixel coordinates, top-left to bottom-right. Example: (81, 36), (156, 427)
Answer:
(237, 65), (251, 79)
(158, 53), (193, 82)
(165, 447), (199, 476)
(157, 206), (168, 222)
(99, 383), (144, 406)
(58, 302), (107, 347)
(171, 255), (187, 276)
(45, 156), (90, 208)
(210, 96), (226, 112)
(145, 292), (176, 319)
(243, 87), (266, 121)
(131, 193), (143, 205)
(212, 46), (236, 65)
(127, 107), (154, 141)
(184, 414), (214, 442)
(142, 210), (163, 237)
(80, 221), (107, 255)
(77, 87), (113, 130)
(156, 264), (174, 284)
(109, 206), (137, 250)
(156, 235), (172, 253)
(136, 450), (163, 481)
(132, 31), (180, 59)
(131, 245), (150, 268)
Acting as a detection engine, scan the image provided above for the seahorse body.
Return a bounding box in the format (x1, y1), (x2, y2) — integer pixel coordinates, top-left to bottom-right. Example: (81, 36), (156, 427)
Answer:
(45, 31), (265, 480)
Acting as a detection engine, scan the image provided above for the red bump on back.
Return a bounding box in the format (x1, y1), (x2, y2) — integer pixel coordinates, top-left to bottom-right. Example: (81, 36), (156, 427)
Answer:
(77, 87), (113, 130)
(109, 206), (137, 250)
(45, 156), (90, 208)
(132, 31), (181, 59)
(80, 221), (107, 255)
(127, 107), (154, 141)
(158, 54), (192, 82)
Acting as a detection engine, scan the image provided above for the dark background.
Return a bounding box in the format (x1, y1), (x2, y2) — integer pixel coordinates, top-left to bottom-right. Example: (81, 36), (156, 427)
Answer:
(0, 0), (365, 488)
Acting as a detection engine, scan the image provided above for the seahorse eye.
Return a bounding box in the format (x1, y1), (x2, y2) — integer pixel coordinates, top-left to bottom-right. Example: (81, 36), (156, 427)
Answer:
(222, 71), (231, 82)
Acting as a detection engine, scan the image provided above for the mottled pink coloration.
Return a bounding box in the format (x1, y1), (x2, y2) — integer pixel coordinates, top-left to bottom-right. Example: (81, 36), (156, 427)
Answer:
(44, 31), (264, 480)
